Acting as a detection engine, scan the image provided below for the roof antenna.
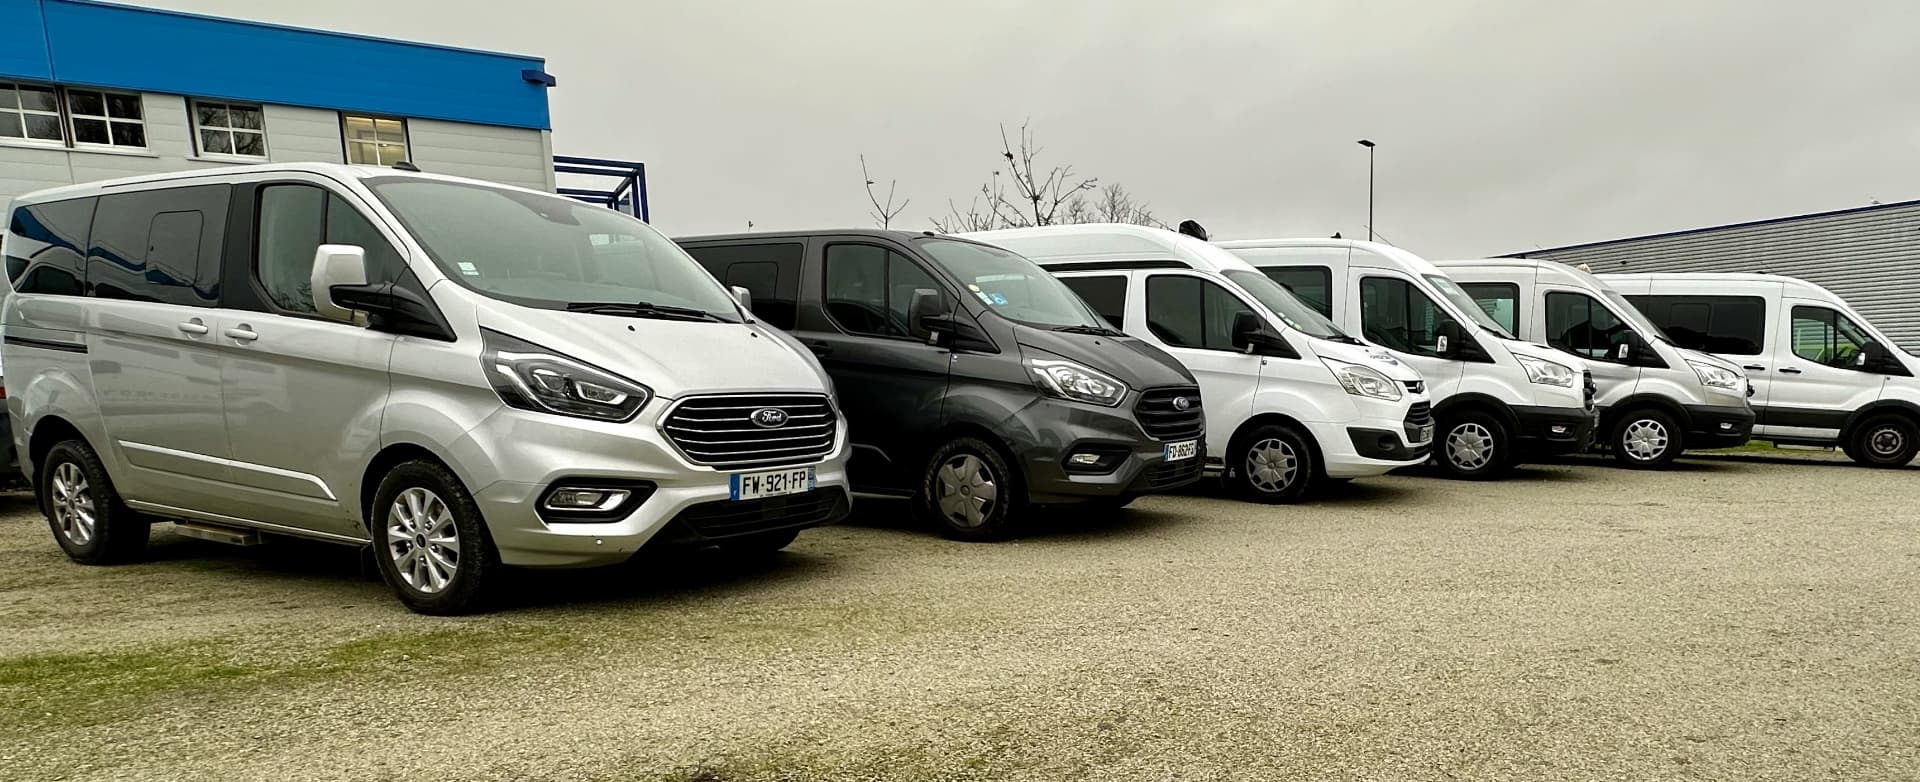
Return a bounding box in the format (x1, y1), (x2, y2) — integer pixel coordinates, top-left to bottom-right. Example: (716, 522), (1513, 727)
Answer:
(391, 160), (421, 172)
(1176, 220), (1209, 241)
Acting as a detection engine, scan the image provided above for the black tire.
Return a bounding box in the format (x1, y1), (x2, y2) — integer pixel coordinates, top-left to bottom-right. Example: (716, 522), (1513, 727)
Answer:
(1610, 408), (1684, 470)
(719, 528), (800, 556)
(1435, 411), (1512, 480)
(369, 460), (501, 615)
(40, 439), (148, 565)
(1227, 422), (1317, 504)
(917, 436), (1025, 542)
(1848, 414), (1920, 468)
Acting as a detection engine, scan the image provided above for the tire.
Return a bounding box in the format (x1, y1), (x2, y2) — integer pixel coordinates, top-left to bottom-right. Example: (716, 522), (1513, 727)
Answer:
(719, 528), (800, 556)
(1227, 422), (1317, 504)
(917, 436), (1025, 542)
(40, 439), (148, 565)
(1848, 414), (1920, 468)
(369, 460), (501, 615)
(1610, 408), (1683, 470)
(1435, 411), (1512, 480)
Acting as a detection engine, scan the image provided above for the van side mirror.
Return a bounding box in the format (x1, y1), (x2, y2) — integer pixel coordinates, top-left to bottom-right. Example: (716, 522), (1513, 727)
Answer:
(729, 285), (753, 315)
(908, 288), (947, 344)
(1434, 320), (1462, 358)
(310, 244), (369, 322)
(1615, 341), (1632, 361)
(1230, 311), (1295, 357)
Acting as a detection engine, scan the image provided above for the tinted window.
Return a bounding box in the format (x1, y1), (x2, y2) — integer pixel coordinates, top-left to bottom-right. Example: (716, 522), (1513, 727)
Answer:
(917, 238), (1107, 329)
(1360, 276), (1459, 357)
(1790, 306), (1872, 368)
(1262, 267), (1332, 318)
(822, 244), (946, 338)
(682, 242), (803, 330)
(1625, 294), (1765, 355)
(88, 186), (228, 306)
(255, 186), (404, 314)
(1546, 291), (1630, 361)
(1145, 274), (1256, 351)
(5, 197), (95, 295)
(1061, 275), (1127, 329)
(326, 194), (404, 282)
(1460, 282), (1518, 334)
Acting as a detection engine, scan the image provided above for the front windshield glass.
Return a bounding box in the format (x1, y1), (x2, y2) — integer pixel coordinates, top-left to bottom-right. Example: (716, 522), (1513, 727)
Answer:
(1222, 269), (1350, 340)
(1602, 288), (1673, 343)
(916, 238), (1108, 329)
(1425, 274), (1516, 339)
(367, 178), (741, 321)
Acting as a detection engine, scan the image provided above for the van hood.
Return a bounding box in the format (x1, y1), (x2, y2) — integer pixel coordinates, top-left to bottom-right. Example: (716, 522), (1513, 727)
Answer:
(1308, 338), (1424, 382)
(1675, 346), (1743, 375)
(1014, 326), (1196, 390)
(477, 306), (831, 400)
(1502, 337), (1591, 372)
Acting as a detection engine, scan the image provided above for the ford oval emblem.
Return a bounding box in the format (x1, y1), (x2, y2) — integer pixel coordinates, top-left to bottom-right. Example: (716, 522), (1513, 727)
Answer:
(750, 407), (789, 428)
(1172, 396), (1191, 411)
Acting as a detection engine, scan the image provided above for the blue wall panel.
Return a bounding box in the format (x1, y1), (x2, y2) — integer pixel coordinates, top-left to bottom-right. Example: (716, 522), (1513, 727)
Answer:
(0, 0), (54, 80)
(31, 0), (550, 130)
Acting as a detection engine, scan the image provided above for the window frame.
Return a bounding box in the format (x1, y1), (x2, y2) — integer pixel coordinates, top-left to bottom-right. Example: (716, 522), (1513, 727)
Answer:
(1544, 289), (1632, 363)
(818, 241), (954, 342)
(0, 80), (67, 147)
(1458, 281), (1519, 336)
(1260, 265), (1333, 319)
(1788, 305), (1873, 369)
(1358, 274), (1459, 358)
(191, 99), (268, 159)
(340, 113), (411, 166)
(63, 87), (146, 150)
(1144, 271), (1261, 353)
(1624, 294), (1767, 356)
(245, 180), (406, 320)
(1059, 273), (1129, 330)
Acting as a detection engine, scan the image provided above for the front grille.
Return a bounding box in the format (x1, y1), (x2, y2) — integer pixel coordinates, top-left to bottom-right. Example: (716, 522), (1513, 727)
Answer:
(1134, 386), (1203, 441)
(1403, 379), (1425, 395)
(671, 487), (849, 540)
(1582, 371), (1597, 410)
(1146, 455), (1205, 489)
(1404, 401), (1434, 443)
(662, 394), (838, 469)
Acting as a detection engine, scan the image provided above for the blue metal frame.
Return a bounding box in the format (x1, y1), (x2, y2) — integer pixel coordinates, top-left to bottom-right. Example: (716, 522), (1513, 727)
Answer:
(555, 156), (650, 222)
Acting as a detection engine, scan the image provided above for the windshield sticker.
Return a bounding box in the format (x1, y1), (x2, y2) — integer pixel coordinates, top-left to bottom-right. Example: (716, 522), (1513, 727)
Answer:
(975, 290), (994, 304)
(988, 292), (1009, 306)
(456, 262), (481, 276)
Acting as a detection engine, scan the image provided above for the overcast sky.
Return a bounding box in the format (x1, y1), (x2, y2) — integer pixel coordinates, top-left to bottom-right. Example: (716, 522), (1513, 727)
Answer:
(146, 0), (1920, 257)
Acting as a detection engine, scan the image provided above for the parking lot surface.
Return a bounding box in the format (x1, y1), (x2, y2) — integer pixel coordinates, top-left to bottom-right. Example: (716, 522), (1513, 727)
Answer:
(1, 453), (1915, 781)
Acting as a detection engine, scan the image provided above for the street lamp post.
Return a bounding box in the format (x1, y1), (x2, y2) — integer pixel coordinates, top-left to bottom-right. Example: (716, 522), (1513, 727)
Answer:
(1356, 139), (1376, 241)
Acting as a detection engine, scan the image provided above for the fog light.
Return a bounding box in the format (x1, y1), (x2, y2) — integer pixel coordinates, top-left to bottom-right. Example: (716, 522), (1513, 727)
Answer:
(544, 487), (630, 511)
(1063, 448), (1126, 475)
(1550, 424), (1570, 435)
(1719, 422), (1734, 431)
(1069, 453), (1103, 466)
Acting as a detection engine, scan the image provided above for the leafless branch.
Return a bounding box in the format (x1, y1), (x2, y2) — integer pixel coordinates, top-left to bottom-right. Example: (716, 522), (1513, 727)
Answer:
(859, 154), (909, 229)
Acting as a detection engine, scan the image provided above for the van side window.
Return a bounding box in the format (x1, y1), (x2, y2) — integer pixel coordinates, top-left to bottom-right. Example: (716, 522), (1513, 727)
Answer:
(256, 185), (404, 314)
(822, 244), (945, 339)
(682, 242), (802, 329)
(1545, 291), (1628, 361)
(1359, 276), (1458, 357)
(5, 197), (95, 296)
(1625, 295), (1765, 355)
(1262, 267), (1332, 318)
(1061, 275), (1127, 329)
(1145, 274), (1253, 351)
(1460, 282), (1518, 334)
(1790, 306), (1872, 368)
(88, 185), (228, 306)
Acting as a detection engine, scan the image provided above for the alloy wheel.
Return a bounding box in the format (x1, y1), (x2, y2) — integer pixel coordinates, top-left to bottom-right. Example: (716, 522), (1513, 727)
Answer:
(49, 462), (96, 547)
(387, 487), (460, 594)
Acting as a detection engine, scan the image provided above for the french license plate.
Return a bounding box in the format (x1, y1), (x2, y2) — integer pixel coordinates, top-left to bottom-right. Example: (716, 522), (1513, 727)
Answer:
(1416, 424), (1435, 444)
(1163, 440), (1199, 461)
(730, 467), (814, 501)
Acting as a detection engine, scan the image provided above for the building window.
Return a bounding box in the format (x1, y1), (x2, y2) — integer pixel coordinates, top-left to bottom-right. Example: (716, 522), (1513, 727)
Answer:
(342, 114), (409, 165)
(193, 100), (266, 157)
(65, 88), (145, 148)
(0, 82), (65, 143)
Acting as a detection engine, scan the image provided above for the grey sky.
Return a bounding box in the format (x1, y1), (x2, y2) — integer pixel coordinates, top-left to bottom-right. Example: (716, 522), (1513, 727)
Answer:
(147, 0), (1920, 257)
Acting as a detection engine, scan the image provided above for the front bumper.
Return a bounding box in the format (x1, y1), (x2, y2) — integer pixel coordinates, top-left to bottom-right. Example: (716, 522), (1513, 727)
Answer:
(1511, 404), (1598, 455)
(1318, 404), (1432, 478)
(452, 403), (852, 568)
(1015, 396), (1205, 504)
(1683, 403), (1756, 449)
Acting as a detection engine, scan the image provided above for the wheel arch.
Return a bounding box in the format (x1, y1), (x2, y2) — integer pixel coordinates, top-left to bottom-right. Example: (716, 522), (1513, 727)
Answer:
(27, 415), (90, 482)
(1600, 394), (1690, 434)
(1227, 412), (1325, 476)
(1842, 400), (1920, 440)
(359, 442), (462, 532)
(1433, 393), (1519, 432)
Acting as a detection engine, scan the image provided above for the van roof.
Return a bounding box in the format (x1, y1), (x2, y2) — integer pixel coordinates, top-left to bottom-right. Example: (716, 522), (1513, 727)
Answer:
(7, 162), (544, 205)
(959, 223), (1259, 273)
(1596, 272), (1840, 301)
(1435, 257), (1616, 289)
(676, 228), (935, 244)
(1215, 237), (1449, 276)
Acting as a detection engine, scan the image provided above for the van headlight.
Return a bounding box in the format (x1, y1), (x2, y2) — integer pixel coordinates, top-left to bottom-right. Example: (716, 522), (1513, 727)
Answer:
(482, 330), (650, 422)
(1321, 358), (1401, 401)
(1688, 360), (1742, 391)
(1028, 358), (1127, 407)
(1515, 355), (1576, 388)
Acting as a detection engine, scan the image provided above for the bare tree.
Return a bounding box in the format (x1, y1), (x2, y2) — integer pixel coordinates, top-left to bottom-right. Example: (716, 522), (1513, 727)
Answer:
(1062, 183), (1165, 228)
(860, 155), (909, 229)
(916, 122), (1166, 233)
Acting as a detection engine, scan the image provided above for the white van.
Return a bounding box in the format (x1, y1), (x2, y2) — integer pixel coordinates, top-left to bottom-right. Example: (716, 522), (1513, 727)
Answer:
(2, 163), (851, 614)
(1599, 273), (1920, 468)
(1219, 239), (1596, 479)
(962, 225), (1432, 503)
(1435, 259), (1754, 468)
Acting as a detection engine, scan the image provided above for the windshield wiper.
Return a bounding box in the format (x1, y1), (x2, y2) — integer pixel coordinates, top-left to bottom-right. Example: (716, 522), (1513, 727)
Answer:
(1319, 333), (1363, 345)
(1053, 324), (1125, 337)
(564, 301), (727, 322)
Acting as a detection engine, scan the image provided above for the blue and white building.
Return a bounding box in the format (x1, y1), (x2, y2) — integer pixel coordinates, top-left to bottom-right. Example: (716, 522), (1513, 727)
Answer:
(0, 0), (560, 204)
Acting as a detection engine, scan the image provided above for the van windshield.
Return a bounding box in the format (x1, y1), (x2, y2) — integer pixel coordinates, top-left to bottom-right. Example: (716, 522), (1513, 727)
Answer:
(1425, 274), (1515, 339)
(1222, 269), (1351, 341)
(917, 238), (1110, 330)
(366, 178), (741, 322)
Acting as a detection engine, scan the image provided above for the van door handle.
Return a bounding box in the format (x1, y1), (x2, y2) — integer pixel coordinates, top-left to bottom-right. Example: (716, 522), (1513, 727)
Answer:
(1778, 367), (1802, 374)
(177, 320), (209, 335)
(1742, 364), (1766, 372)
(224, 325), (259, 343)
(801, 340), (832, 356)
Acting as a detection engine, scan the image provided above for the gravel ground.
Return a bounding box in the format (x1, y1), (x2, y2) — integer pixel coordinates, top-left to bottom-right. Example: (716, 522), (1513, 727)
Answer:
(1, 452), (1916, 781)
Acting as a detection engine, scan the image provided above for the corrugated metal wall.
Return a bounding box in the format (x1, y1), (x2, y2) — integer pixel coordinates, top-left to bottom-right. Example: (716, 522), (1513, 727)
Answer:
(1515, 203), (1920, 351)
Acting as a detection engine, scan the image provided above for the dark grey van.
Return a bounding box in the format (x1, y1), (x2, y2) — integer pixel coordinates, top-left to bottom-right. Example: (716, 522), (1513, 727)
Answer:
(677, 230), (1204, 540)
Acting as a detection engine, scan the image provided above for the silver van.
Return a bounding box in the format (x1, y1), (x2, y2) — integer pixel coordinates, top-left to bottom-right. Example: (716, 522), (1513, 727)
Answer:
(1, 163), (851, 614)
